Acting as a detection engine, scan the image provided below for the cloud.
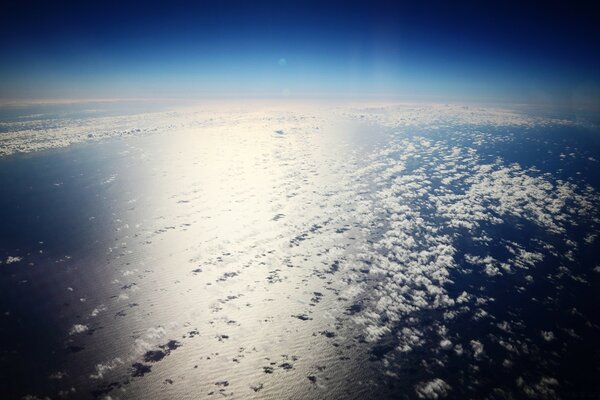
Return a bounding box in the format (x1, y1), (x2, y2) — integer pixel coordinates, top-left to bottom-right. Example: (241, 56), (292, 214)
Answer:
(89, 358), (124, 380)
(541, 331), (555, 342)
(470, 340), (484, 359)
(415, 378), (452, 399)
(518, 376), (560, 399)
(3, 102), (598, 399)
(90, 305), (107, 317)
(69, 324), (89, 335)
(0, 103), (578, 157)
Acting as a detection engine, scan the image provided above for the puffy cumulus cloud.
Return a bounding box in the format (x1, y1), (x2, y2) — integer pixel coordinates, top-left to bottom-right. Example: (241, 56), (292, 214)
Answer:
(0, 105), (241, 156)
(517, 376), (560, 399)
(133, 326), (168, 355)
(90, 304), (107, 317)
(0, 102), (578, 157)
(434, 162), (589, 236)
(439, 339), (452, 350)
(5, 256), (23, 264)
(4, 103), (598, 398)
(89, 358), (124, 380)
(337, 116), (599, 392)
(415, 378), (452, 399)
(396, 327), (424, 352)
(69, 324), (89, 335)
(470, 340), (485, 359)
(541, 331), (555, 342)
(464, 254), (509, 276)
(145, 326), (167, 340)
(341, 103), (575, 130)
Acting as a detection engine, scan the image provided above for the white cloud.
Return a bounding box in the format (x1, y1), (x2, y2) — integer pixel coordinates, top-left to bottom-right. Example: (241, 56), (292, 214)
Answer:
(69, 324), (89, 335)
(470, 340), (484, 359)
(89, 358), (124, 380)
(90, 305), (107, 317)
(541, 331), (555, 342)
(415, 378), (452, 399)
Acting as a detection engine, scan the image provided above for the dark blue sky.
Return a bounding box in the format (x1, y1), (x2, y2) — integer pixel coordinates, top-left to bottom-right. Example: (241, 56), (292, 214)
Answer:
(1, 0), (598, 105)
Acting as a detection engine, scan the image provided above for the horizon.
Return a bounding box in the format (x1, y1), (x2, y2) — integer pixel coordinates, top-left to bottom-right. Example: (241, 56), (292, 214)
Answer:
(2, 2), (600, 400)
(1, 1), (599, 109)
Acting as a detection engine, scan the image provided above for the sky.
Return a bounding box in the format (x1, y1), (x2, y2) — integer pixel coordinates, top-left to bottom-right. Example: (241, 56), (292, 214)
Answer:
(1, 0), (599, 106)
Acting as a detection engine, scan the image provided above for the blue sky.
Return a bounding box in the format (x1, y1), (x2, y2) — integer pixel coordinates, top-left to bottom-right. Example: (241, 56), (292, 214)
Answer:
(1, 1), (598, 105)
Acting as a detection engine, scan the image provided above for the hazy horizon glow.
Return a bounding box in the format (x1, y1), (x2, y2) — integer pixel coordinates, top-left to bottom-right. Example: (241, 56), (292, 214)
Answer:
(1, 1), (599, 108)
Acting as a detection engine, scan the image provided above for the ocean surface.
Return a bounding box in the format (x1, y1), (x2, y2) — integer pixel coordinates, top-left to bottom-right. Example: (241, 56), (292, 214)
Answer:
(1, 102), (599, 399)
